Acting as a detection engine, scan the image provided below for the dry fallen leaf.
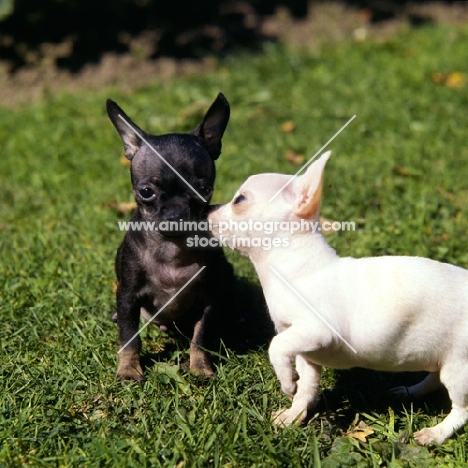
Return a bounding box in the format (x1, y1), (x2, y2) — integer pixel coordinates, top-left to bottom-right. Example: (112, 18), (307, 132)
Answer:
(393, 165), (421, 177)
(431, 72), (466, 88)
(116, 202), (137, 215)
(345, 420), (374, 442)
(281, 121), (295, 133)
(120, 154), (131, 167)
(106, 200), (137, 215)
(445, 72), (466, 88)
(393, 165), (411, 176)
(320, 217), (338, 236)
(179, 100), (210, 120)
(285, 150), (305, 165)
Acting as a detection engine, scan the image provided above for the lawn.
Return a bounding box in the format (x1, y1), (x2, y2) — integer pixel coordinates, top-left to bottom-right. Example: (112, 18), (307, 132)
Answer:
(1, 20), (468, 467)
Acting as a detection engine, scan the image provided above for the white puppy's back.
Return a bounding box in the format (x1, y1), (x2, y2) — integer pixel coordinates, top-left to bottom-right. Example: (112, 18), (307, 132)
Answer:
(277, 255), (468, 371)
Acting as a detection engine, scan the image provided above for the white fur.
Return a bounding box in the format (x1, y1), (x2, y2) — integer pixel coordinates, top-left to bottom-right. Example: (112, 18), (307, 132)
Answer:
(208, 151), (468, 445)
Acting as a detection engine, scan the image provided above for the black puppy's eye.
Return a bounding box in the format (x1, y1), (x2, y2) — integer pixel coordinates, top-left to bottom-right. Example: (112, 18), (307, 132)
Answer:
(139, 187), (155, 200)
(233, 194), (246, 205)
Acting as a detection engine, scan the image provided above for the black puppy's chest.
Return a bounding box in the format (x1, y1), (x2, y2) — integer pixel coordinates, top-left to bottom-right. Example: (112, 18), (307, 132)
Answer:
(137, 239), (209, 322)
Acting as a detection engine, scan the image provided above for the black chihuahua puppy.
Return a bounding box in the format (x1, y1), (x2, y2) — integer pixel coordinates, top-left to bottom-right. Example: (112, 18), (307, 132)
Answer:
(106, 93), (236, 381)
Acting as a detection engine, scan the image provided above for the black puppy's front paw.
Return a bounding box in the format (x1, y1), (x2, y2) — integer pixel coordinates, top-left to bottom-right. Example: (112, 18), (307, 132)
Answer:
(116, 349), (145, 382)
(189, 348), (216, 379)
(116, 369), (145, 383)
(190, 363), (217, 379)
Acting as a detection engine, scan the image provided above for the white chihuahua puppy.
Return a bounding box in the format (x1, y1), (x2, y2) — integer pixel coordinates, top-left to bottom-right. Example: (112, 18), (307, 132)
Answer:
(208, 151), (468, 445)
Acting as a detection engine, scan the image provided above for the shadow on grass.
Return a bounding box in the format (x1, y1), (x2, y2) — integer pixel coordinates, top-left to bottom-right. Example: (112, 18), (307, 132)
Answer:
(317, 367), (451, 434)
(136, 275), (274, 374)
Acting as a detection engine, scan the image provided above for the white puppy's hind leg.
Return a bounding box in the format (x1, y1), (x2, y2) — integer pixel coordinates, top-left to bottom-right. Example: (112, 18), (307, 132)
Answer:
(390, 372), (441, 398)
(272, 355), (321, 427)
(414, 363), (468, 445)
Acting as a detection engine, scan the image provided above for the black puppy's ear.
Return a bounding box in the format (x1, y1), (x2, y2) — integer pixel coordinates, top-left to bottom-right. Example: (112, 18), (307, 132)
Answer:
(106, 99), (145, 160)
(192, 93), (230, 160)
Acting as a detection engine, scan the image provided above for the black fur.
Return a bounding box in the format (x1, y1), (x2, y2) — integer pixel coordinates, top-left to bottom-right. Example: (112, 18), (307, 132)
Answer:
(107, 94), (236, 380)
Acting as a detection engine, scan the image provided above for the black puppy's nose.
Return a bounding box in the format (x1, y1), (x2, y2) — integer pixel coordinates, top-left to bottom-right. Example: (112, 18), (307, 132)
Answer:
(165, 213), (183, 222)
(163, 205), (189, 222)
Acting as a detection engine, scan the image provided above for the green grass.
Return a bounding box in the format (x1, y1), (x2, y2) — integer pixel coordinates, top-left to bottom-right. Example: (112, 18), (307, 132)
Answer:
(2, 22), (468, 466)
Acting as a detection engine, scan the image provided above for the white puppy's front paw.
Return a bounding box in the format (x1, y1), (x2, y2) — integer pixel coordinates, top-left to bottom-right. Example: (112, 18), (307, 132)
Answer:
(272, 408), (305, 427)
(414, 427), (445, 446)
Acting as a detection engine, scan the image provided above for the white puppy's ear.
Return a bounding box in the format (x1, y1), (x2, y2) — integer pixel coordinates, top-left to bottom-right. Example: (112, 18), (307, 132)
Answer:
(292, 151), (331, 219)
